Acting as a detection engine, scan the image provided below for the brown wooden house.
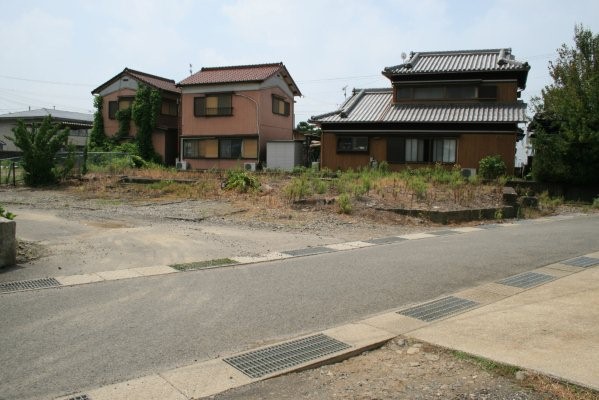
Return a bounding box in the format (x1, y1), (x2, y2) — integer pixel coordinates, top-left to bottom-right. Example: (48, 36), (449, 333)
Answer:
(92, 68), (181, 165)
(310, 49), (530, 175)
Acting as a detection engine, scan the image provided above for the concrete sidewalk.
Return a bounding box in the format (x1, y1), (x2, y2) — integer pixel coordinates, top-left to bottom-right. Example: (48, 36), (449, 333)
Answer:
(56, 251), (599, 399)
(407, 252), (599, 391)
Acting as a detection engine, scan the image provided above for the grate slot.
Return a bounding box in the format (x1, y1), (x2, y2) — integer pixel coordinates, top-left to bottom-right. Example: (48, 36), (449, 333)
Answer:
(397, 296), (478, 322)
(561, 256), (599, 268)
(66, 395), (90, 400)
(497, 272), (554, 288)
(0, 277), (61, 293)
(281, 247), (335, 257)
(365, 236), (407, 245)
(224, 333), (351, 378)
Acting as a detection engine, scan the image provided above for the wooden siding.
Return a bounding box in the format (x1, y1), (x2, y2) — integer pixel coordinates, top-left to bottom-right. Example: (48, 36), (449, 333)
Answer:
(321, 132), (516, 174)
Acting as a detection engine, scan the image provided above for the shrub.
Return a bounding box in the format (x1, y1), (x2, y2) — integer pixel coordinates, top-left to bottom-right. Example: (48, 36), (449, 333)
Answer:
(338, 193), (352, 214)
(8, 116), (69, 186)
(479, 155), (507, 180)
(224, 169), (260, 193)
(593, 197), (599, 209)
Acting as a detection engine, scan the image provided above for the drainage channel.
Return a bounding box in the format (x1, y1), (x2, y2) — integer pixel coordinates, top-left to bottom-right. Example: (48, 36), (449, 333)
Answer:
(561, 256), (599, 268)
(497, 272), (555, 289)
(397, 296), (479, 322)
(65, 395), (90, 400)
(0, 277), (62, 294)
(224, 333), (351, 379)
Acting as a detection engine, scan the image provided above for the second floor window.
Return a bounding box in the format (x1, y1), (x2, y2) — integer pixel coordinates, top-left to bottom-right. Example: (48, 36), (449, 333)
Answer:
(194, 94), (232, 117)
(108, 101), (118, 119)
(272, 95), (290, 116)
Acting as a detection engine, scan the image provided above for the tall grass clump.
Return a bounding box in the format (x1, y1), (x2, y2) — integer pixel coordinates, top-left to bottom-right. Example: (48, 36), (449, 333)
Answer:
(224, 169), (260, 193)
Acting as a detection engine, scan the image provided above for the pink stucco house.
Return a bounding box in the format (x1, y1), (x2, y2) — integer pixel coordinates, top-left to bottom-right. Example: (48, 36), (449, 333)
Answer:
(177, 62), (301, 170)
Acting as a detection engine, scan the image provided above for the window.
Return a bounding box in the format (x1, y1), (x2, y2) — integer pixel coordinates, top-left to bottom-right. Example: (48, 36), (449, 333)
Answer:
(446, 86), (476, 99)
(413, 87), (444, 100)
(386, 137), (457, 164)
(108, 101), (118, 119)
(194, 94), (232, 116)
(396, 85), (494, 101)
(161, 100), (178, 116)
(118, 97), (134, 110)
(182, 137), (257, 159)
(337, 136), (368, 152)
(405, 138), (425, 162)
(432, 139), (456, 163)
(478, 85), (498, 100)
(272, 95), (290, 116)
(219, 138), (242, 159)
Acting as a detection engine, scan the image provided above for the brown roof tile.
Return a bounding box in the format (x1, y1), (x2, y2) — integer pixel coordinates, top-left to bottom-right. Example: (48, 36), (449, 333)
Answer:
(92, 68), (180, 95)
(178, 62), (301, 96)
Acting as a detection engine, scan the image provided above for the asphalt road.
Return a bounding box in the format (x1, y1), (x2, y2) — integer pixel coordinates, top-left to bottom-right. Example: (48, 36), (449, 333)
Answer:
(1, 215), (598, 400)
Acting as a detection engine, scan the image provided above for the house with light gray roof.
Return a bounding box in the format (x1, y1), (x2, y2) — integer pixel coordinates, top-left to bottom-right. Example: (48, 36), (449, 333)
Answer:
(0, 108), (92, 157)
(310, 48), (530, 175)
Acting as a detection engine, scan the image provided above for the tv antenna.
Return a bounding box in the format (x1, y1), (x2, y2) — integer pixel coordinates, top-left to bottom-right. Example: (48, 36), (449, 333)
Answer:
(342, 85), (348, 99)
(401, 52), (407, 61)
(189, 63), (193, 75)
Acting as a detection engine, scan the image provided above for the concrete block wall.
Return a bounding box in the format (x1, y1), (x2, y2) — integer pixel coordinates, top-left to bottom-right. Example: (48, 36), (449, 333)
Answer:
(0, 217), (16, 268)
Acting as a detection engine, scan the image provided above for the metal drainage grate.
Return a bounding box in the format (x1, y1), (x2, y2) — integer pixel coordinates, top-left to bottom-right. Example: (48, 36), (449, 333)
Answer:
(0, 277), (61, 293)
(224, 333), (351, 379)
(66, 395), (90, 400)
(365, 236), (407, 245)
(497, 272), (555, 288)
(282, 247), (335, 257)
(397, 296), (478, 322)
(561, 256), (599, 268)
(429, 230), (460, 236)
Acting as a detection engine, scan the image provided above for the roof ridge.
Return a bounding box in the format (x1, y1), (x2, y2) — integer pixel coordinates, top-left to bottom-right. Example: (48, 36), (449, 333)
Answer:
(124, 68), (176, 84)
(200, 62), (283, 72)
(416, 48), (509, 56)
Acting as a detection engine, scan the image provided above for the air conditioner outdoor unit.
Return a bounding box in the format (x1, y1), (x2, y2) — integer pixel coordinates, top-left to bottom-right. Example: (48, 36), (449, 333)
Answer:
(244, 162), (256, 171)
(461, 168), (476, 178)
(176, 160), (188, 171)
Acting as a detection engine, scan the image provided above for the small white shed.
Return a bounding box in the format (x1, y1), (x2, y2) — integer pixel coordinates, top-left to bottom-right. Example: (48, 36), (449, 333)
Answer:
(266, 140), (304, 171)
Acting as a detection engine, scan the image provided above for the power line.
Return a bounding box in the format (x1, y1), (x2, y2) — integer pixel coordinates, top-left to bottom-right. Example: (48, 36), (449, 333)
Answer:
(0, 74), (93, 87)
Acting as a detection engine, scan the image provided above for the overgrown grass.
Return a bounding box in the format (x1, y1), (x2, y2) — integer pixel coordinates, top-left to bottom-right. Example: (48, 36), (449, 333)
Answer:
(538, 191), (564, 213)
(170, 258), (238, 271)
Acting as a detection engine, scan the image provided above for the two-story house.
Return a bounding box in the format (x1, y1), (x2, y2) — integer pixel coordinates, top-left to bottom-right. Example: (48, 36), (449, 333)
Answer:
(91, 68), (181, 165)
(177, 62), (301, 170)
(310, 49), (530, 175)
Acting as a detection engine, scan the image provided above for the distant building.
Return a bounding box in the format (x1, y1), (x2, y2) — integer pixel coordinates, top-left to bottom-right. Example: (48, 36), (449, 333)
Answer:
(0, 108), (92, 157)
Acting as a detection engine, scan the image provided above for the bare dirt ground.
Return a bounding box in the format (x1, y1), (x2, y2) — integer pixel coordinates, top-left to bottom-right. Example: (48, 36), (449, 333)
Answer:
(2, 177), (598, 399)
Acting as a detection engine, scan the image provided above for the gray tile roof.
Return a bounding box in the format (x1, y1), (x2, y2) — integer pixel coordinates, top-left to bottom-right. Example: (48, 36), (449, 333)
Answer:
(0, 108), (93, 125)
(311, 89), (527, 124)
(383, 48), (529, 75)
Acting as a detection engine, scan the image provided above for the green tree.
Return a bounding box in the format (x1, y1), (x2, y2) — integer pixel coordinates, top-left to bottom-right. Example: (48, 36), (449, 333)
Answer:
(531, 25), (599, 184)
(131, 84), (161, 162)
(296, 121), (322, 137)
(89, 95), (107, 150)
(7, 116), (69, 186)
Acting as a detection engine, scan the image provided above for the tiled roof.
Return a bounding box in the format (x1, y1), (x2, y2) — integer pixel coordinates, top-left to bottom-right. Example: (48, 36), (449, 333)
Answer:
(125, 69), (180, 93)
(178, 62), (301, 96)
(0, 108), (93, 125)
(92, 68), (180, 95)
(310, 89), (527, 124)
(383, 49), (529, 75)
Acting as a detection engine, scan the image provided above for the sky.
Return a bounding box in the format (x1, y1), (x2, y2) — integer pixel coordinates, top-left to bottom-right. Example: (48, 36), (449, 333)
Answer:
(1, 0), (598, 124)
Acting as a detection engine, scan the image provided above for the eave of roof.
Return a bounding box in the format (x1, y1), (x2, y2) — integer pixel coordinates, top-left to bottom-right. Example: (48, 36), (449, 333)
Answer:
(0, 108), (93, 125)
(310, 88), (527, 124)
(91, 68), (180, 95)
